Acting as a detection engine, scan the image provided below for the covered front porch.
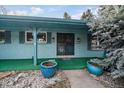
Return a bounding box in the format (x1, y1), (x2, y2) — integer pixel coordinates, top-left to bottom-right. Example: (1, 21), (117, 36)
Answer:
(0, 15), (105, 71)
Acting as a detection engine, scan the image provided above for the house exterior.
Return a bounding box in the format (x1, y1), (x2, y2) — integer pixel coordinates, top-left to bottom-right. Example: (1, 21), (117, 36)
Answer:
(0, 15), (105, 65)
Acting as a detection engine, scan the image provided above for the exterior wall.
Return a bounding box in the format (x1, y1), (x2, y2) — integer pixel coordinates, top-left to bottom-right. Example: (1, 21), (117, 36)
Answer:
(0, 32), (33, 59)
(0, 30), (105, 59)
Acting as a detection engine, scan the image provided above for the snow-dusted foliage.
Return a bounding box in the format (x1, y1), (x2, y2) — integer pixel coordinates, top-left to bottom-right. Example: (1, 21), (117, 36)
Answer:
(89, 5), (124, 79)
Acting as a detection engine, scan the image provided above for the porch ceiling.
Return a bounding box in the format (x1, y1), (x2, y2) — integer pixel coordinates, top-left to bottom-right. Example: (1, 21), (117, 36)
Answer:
(0, 15), (89, 32)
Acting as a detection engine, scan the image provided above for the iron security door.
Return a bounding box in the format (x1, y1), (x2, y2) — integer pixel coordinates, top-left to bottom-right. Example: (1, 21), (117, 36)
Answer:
(57, 33), (74, 55)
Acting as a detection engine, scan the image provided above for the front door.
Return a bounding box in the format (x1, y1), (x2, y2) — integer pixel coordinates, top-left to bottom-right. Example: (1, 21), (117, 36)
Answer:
(57, 33), (74, 56)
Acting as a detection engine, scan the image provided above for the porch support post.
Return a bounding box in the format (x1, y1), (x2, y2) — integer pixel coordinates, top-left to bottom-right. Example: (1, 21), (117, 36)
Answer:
(33, 28), (37, 66)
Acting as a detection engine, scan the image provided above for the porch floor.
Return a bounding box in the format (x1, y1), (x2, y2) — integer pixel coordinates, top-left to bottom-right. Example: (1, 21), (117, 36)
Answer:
(0, 58), (90, 71)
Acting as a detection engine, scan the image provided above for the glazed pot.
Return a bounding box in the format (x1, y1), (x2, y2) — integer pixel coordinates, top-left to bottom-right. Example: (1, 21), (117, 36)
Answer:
(40, 60), (57, 78)
(87, 61), (103, 76)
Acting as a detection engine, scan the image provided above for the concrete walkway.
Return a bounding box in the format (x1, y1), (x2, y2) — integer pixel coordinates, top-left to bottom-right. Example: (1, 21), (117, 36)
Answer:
(63, 69), (104, 88)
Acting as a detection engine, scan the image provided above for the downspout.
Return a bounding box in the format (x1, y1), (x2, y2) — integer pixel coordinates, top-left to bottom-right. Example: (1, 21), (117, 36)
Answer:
(33, 27), (37, 66)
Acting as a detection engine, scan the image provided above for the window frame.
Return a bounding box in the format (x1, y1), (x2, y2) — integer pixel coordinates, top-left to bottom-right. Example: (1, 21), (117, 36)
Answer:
(25, 31), (33, 43)
(37, 32), (47, 44)
(90, 34), (103, 50)
(0, 30), (5, 43)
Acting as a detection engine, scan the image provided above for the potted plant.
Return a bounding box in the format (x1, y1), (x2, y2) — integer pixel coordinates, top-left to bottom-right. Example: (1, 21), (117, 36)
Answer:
(40, 60), (57, 78)
(87, 59), (104, 76)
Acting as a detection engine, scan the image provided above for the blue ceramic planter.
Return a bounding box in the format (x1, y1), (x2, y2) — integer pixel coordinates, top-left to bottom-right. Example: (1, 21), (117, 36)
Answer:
(40, 60), (57, 78)
(87, 61), (103, 76)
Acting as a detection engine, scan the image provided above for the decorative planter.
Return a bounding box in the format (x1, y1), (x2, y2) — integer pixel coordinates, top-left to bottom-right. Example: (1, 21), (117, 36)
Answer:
(87, 61), (103, 76)
(40, 60), (57, 78)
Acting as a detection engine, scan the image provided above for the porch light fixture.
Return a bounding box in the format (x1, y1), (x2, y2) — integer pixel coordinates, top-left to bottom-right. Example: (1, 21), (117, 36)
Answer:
(52, 37), (55, 42)
(77, 37), (81, 43)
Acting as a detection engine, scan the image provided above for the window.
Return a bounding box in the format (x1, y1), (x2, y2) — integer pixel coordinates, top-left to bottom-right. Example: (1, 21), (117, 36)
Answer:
(25, 32), (47, 43)
(91, 34), (102, 50)
(25, 31), (33, 43)
(0, 30), (5, 43)
(37, 32), (47, 43)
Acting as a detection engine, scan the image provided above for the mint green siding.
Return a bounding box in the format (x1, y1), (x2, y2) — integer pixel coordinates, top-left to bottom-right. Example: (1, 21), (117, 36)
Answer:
(0, 31), (104, 59)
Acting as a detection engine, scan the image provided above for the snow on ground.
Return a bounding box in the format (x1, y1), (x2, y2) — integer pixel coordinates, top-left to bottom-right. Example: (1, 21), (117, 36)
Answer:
(0, 70), (71, 88)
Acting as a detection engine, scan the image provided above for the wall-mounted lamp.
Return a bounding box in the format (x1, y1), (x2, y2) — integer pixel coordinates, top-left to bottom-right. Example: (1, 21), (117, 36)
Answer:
(77, 37), (81, 43)
(52, 37), (55, 40)
(52, 37), (55, 42)
(77, 37), (80, 40)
